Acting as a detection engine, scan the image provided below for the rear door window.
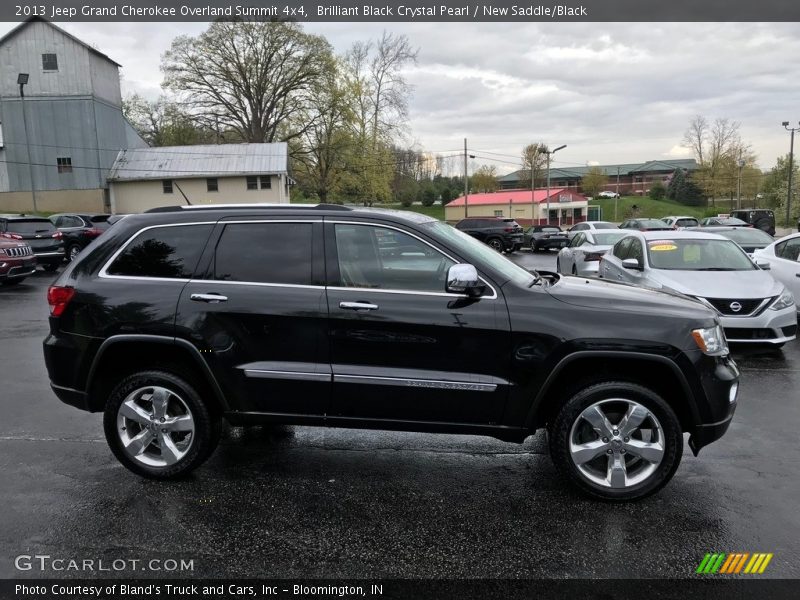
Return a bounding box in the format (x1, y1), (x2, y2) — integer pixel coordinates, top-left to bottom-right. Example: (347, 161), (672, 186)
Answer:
(213, 222), (313, 285)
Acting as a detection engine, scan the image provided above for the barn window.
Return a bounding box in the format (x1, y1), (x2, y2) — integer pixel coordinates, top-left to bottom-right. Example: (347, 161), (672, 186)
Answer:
(42, 54), (58, 71)
(56, 157), (72, 174)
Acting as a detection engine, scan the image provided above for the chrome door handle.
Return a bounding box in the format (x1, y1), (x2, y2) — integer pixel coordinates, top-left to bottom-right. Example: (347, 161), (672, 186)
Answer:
(190, 293), (228, 303)
(339, 301), (379, 311)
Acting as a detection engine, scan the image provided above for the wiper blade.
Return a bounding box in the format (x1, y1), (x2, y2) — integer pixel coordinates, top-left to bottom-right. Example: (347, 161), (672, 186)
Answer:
(695, 267), (738, 271)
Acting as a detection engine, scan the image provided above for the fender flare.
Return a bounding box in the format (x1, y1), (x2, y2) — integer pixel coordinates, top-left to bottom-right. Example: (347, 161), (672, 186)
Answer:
(523, 350), (700, 430)
(87, 334), (230, 411)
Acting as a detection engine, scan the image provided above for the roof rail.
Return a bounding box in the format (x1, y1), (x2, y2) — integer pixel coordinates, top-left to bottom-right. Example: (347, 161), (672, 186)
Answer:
(145, 203), (353, 213)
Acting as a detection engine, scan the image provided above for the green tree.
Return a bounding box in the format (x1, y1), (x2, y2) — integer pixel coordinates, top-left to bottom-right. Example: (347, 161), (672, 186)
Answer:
(581, 166), (608, 198)
(649, 181), (666, 200)
(761, 155), (799, 210)
(470, 165), (498, 193)
(440, 188), (453, 204)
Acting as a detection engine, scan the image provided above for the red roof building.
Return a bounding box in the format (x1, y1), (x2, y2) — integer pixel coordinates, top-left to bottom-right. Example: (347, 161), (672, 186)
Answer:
(445, 189), (589, 226)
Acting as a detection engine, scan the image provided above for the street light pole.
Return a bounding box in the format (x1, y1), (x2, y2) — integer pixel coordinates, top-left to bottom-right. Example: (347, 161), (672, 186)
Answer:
(783, 122), (799, 228)
(545, 144), (567, 226)
(17, 73), (37, 213)
(736, 158), (745, 210)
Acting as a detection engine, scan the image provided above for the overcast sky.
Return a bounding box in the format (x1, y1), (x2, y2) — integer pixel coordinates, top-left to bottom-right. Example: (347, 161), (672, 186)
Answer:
(3, 20), (799, 173)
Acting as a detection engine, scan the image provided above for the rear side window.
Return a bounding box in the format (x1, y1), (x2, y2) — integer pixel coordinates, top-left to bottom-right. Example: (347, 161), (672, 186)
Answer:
(107, 225), (212, 279)
(213, 223), (312, 285)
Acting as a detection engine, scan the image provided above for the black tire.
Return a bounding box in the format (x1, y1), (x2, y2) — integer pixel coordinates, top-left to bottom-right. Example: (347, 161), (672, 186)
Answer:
(548, 381), (683, 501)
(103, 370), (222, 479)
(67, 244), (82, 262)
(42, 263), (60, 272)
(487, 238), (504, 252)
(556, 258), (561, 273)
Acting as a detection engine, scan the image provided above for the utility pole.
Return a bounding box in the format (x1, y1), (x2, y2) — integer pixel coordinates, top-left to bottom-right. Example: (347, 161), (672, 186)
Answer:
(17, 73), (37, 213)
(615, 166), (620, 222)
(545, 144), (567, 226)
(464, 138), (468, 218)
(737, 158), (745, 210)
(783, 122), (799, 228)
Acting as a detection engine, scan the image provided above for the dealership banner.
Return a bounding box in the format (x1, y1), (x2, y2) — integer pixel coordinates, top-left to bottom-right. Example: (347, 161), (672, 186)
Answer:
(3, 0), (800, 22)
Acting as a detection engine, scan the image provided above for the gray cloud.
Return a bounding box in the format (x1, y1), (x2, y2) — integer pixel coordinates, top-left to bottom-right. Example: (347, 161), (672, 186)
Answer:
(3, 20), (798, 170)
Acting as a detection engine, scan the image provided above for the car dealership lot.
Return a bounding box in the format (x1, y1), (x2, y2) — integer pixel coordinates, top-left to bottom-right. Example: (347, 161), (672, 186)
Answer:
(1, 263), (799, 579)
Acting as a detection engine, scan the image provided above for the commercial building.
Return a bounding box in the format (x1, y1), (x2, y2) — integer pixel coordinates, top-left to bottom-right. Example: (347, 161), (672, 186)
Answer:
(445, 189), (589, 226)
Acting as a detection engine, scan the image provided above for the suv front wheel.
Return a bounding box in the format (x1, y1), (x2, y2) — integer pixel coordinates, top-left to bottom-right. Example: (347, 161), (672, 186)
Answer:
(103, 370), (221, 479)
(548, 381), (683, 501)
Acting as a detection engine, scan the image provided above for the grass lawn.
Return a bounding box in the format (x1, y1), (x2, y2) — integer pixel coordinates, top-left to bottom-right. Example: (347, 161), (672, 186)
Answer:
(591, 196), (718, 222)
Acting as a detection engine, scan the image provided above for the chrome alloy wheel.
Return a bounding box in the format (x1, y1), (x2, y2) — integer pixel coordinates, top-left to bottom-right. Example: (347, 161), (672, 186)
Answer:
(116, 386), (195, 468)
(568, 399), (665, 489)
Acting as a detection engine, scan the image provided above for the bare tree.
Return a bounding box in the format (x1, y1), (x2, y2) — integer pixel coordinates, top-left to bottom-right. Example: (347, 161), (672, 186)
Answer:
(161, 20), (334, 144)
(520, 142), (549, 188)
(683, 115), (708, 165)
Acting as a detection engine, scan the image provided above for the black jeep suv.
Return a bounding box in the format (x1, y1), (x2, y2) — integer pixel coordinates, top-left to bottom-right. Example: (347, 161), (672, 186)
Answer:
(43, 204), (739, 500)
(454, 217), (524, 252)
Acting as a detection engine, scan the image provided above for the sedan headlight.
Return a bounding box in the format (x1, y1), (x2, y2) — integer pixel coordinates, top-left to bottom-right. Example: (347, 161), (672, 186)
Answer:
(692, 325), (729, 356)
(770, 288), (795, 311)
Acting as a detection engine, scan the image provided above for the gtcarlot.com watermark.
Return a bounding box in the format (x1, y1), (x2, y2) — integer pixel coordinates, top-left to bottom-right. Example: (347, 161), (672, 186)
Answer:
(15, 554), (194, 573)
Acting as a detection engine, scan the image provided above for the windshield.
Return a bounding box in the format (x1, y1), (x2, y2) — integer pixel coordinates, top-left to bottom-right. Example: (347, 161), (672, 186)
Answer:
(424, 221), (535, 286)
(646, 238), (756, 271)
(713, 228), (773, 245)
(593, 232), (628, 245)
(640, 220), (672, 228)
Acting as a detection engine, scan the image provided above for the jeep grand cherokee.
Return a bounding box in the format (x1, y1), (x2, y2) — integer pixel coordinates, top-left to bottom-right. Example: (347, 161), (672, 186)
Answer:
(43, 204), (739, 501)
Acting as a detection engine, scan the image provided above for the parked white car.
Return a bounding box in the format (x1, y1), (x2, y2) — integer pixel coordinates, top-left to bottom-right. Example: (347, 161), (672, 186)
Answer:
(600, 231), (797, 346)
(566, 221), (619, 239)
(597, 191), (620, 198)
(662, 216), (700, 229)
(557, 230), (629, 277)
(753, 233), (800, 313)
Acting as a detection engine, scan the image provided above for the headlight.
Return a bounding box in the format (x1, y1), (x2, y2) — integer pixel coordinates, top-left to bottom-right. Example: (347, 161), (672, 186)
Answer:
(770, 288), (795, 311)
(692, 325), (729, 356)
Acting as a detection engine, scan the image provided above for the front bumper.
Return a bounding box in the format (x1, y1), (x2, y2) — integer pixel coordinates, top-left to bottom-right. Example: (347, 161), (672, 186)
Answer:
(33, 250), (65, 266)
(687, 352), (739, 454)
(0, 256), (37, 280)
(720, 304), (797, 344)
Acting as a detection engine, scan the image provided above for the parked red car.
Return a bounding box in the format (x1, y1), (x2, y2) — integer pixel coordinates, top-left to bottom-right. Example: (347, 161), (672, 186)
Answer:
(0, 238), (36, 286)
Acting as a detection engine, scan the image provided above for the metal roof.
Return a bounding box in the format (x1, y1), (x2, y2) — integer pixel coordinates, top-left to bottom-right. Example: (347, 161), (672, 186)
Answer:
(498, 159), (699, 182)
(108, 143), (289, 181)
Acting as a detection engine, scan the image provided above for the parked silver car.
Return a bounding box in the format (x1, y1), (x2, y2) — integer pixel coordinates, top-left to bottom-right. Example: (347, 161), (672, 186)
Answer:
(557, 230), (629, 277)
(600, 231), (797, 346)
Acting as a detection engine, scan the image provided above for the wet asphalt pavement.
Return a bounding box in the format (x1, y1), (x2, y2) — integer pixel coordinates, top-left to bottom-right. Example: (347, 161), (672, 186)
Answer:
(1, 256), (798, 580)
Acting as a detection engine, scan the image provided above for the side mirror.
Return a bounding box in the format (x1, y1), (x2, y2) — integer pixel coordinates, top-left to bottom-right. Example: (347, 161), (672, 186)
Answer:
(446, 264), (485, 297)
(622, 258), (643, 271)
(755, 259), (771, 270)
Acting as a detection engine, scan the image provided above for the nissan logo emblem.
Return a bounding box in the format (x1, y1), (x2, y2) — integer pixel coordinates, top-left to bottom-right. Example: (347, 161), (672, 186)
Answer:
(729, 301), (743, 313)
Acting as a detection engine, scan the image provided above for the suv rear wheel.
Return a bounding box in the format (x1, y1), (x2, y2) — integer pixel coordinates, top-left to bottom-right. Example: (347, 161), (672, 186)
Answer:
(103, 370), (221, 479)
(548, 381), (683, 501)
(487, 237), (504, 252)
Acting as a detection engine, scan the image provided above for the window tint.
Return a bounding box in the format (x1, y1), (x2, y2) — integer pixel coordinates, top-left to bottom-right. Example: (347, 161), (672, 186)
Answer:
(4, 219), (55, 234)
(107, 225), (212, 279)
(570, 233), (585, 247)
(335, 224), (454, 292)
(628, 239), (644, 263)
(214, 223), (312, 285)
(775, 238), (800, 262)
(59, 215), (83, 228)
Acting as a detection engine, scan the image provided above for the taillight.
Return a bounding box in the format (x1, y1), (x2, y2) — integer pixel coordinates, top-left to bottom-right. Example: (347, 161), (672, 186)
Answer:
(3, 233), (22, 240)
(584, 252), (605, 262)
(47, 286), (75, 317)
(83, 227), (104, 238)
(52, 231), (63, 239)
(504, 227), (515, 232)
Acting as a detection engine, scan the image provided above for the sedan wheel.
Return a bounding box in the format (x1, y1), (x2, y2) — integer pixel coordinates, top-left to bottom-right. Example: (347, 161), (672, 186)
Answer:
(548, 381), (682, 501)
(68, 244), (81, 262)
